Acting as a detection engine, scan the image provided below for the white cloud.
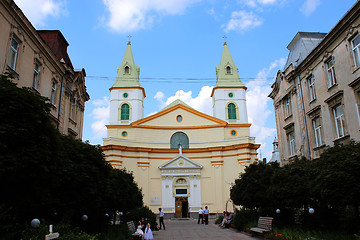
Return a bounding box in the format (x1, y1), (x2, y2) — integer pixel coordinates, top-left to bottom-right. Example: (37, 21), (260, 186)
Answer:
(223, 10), (263, 33)
(300, 0), (321, 16)
(89, 97), (110, 142)
(246, 57), (286, 159)
(241, 0), (285, 8)
(102, 0), (200, 33)
(154, 86), (213, 115)
(14, 0), (66, 27)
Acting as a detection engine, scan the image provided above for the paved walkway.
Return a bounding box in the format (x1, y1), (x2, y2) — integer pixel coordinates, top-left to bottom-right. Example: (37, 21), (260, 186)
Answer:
(152, 219), (260, 240)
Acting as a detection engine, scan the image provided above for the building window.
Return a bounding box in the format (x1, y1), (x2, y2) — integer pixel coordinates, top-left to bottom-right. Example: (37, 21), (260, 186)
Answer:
(8, 38), (19, 70)
(228, 92), (234, 98)
(312, 117), (322, 147)
(170, 132), (189, 149)
(121, 131), (128, 137)
(351, 35), (360, 67)
(123, 92), (128, 98)
(228, 103), (237, 119)
(226, 66), (231, 74)
(124, 66), (130, 74)
(308, 75), (316, 102)
(120, 103), (130, 120)
(230, 130), (237, 136)
(51, 81), (57, 105)
(33, 61), (41, 89)
(326, 57), (336, 88)
(333, 104), (344, 138)
(284, 96), (292, 118)
(356, 91), (360, 128)
(287, 131), (295, 156)
(176, 115), (182, 122)
(70, 97), (76, 120)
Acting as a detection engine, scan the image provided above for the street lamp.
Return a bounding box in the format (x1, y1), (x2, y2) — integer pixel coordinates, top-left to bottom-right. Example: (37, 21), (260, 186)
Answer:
(82, 215), (88, 221)
(276, 209), (281, 214)
(31, 219), (40, 228)
(309, 208), (315, 214)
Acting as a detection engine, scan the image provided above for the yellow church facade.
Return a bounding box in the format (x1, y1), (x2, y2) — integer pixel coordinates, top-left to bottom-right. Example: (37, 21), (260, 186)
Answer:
(102, 41), (259, 217)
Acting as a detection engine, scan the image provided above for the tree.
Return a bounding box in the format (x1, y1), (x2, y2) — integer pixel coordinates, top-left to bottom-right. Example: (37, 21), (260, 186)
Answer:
(230, 162), (280, 212)
(0, 74), (143, 237)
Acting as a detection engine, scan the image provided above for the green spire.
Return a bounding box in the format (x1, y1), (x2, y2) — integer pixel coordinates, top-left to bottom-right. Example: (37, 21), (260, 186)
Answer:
(112, 41), (142, 88)
(215, 41), (245, 88)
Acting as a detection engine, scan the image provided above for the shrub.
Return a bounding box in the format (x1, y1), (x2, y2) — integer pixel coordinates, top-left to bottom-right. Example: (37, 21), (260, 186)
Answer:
(232, 208), (258, 231)
(124, 206), (157, 230)
(215, 215), (224, 224)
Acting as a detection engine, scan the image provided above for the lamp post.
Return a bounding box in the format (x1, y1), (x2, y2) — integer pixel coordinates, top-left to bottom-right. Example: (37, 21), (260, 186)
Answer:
(31, 219), (40, 228)
(276, 209), (281, 214)
(82, 215), (88, 221)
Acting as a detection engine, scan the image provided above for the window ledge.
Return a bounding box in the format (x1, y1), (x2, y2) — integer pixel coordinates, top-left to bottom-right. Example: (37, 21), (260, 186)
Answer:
(50, 104), (57, 110)
(333, 134), (350, 144)
(284, 114), (293, 121)
(352, 65), (360, 74)
(309, 98), (316, 104)
(313, 144), (326, 151)
(328, 83), (338, 91)
(6, 65), (19, 78)
(69, 118), (77, 126)
(31, 87), (40, 95)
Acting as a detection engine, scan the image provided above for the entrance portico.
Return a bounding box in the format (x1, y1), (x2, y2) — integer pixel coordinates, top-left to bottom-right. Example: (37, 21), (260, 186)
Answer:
(159, 151), (203, 218)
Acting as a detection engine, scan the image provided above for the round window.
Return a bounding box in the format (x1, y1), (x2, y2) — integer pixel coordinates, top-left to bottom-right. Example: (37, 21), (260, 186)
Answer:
(121, 131), (128, 137)
(228, 92), (234, 98)
(230, 130), (237, 136)
(176, 115), (182, 122)
(123, 92), (128, 98)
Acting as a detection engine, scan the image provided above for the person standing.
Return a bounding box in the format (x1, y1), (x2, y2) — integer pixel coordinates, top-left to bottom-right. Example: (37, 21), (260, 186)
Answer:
(203, 206), (209, 225)
(198, 207), (204, 224)
(144, 219), (153, 240)
(159, 208), (165, 230)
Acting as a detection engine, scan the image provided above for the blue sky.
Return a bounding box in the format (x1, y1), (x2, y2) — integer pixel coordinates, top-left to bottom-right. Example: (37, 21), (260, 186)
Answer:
(15, 0), (356, 160)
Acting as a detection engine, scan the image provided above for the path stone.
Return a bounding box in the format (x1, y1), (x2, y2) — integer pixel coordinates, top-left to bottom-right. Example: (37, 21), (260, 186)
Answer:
(152, 219), (260, 240)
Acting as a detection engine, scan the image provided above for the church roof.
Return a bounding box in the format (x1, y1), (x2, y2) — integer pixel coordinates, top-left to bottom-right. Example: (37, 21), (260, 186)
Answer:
(160, 99), (194, 112)
(215, 41), (245, 88)
(111, 41), (143, 88)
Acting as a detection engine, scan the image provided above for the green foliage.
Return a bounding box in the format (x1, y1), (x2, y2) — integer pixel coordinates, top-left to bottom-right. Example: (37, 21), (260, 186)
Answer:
(0, 73), (143, 237)
(230, 142), (360, 234)
(232, 208), (258, 231)
(215, 215), (224, 224)
(21, 223), (100, 240)
(124, 206), (157, 230)
(271, 226), (354, 240)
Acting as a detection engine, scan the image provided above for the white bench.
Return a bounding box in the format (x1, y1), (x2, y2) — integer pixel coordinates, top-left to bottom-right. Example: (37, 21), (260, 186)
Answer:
(250, 217), (273, 235)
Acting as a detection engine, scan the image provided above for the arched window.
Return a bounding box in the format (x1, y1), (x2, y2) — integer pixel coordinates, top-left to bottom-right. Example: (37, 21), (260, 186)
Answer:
(226, 66), (231, 74)
(120, 103), (130, 120)
(170, 132), (189, 149)
(124, 66), (130, 74)
(228, 103), (237, 120)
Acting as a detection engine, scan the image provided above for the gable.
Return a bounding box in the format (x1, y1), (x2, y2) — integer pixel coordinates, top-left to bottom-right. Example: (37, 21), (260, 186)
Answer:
(159, 154), (203, 169)
(132, 103), (227, 129)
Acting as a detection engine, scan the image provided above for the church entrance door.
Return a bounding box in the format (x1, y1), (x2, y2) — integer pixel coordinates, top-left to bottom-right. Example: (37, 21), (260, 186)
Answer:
(175, 197), (188, 218)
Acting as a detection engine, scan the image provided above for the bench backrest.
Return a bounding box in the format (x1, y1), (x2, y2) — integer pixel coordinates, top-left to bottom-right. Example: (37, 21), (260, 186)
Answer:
(127, 221), (136, 232)
(257, 217), (273, 231)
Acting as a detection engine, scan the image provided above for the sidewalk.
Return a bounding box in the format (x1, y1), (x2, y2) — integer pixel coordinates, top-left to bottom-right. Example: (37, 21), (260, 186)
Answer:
(152, 219), (260, 240)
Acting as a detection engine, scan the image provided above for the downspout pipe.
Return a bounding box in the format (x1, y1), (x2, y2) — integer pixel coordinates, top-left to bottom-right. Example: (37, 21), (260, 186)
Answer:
(57, 70), (71, 130)
(297, 76), (311, 160)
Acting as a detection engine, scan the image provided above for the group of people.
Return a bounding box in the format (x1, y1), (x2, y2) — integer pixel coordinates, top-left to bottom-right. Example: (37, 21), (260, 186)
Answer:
(197, 206), (210, 225)
(135, 217), (153, 240)
(219, 211), (233, 228)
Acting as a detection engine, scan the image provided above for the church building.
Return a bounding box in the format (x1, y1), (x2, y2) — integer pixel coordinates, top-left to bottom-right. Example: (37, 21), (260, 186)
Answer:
(102, 40), (260, 217)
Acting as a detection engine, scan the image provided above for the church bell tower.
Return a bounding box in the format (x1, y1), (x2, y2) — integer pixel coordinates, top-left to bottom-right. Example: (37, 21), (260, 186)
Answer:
(109, 41), (145, 125)
(211, 41), (248, 123)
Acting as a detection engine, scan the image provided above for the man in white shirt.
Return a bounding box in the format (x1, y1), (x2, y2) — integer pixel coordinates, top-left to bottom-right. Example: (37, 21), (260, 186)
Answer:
(159, 208), (165, 230)
(203, 206), (209, 225)
(198, 207), (204, 224)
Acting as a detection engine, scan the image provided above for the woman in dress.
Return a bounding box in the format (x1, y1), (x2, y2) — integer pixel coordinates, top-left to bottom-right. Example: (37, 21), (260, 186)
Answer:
(143, 219), (153, 240)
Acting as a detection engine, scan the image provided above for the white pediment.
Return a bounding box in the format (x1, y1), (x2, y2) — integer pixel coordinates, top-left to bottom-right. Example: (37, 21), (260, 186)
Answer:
(159, 154), (203, 170)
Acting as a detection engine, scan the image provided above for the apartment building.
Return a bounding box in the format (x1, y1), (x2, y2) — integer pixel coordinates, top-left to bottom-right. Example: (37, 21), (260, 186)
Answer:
(269, 1), (360, 165)
(0, 0), (89, 139)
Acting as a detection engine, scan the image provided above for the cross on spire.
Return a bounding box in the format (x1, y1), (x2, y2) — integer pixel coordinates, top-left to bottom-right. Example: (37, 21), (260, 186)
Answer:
(127, 35), (132, 45)
(223, 35), (227, 45)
